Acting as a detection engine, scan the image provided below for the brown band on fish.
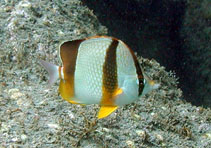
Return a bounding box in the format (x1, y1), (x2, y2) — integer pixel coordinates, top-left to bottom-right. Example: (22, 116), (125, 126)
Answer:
(59, 39), (84, 100)
(101, 39), (119, 106)
(123, 43), (144, 96)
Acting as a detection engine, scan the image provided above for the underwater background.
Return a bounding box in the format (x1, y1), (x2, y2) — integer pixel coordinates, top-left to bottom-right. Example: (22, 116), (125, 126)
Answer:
(0, 0), (210, 147)
(84, 0), (211, 108)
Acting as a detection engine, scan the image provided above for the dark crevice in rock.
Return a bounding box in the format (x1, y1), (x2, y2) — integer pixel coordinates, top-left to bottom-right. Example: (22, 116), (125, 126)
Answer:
(83, 0), (195, 105)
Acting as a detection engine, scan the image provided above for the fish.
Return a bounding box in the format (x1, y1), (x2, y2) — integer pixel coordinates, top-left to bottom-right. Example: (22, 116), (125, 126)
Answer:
(39, 36), (159, 119)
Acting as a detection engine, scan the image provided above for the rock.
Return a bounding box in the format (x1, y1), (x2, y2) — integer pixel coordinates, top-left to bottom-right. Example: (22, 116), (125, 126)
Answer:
(181, 0), (211, 107)
(0, 0), (210, 147)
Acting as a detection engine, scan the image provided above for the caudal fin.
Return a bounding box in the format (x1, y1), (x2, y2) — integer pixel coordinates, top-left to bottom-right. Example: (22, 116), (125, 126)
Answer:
(39, 59), (59, 87)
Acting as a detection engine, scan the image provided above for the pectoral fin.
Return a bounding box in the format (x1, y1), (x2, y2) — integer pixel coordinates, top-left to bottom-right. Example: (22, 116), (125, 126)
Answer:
(114, 88), (123, 97)
(98, 106), (118, 119)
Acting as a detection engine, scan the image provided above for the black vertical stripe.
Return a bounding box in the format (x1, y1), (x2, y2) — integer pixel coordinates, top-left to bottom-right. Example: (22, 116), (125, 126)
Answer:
(129, 51), (144, 96)
(123, 43), (144, 96)
(101, 39), (119, 105)
(135, 58), (144, 96)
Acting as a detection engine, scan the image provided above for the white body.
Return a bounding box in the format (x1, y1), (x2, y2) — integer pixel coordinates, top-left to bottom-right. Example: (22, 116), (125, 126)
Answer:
(39, 37), (159, 107)
(73, 38), (139, 106)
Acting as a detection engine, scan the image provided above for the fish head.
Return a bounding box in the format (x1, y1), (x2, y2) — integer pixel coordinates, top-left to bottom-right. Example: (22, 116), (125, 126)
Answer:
(141, 73), (160, 96)
(123, 75), (140, 99)
(115, 74), (140, 106)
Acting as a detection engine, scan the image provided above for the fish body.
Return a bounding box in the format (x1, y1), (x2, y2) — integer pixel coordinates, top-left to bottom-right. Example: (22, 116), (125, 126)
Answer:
(40, 36), (159, 119)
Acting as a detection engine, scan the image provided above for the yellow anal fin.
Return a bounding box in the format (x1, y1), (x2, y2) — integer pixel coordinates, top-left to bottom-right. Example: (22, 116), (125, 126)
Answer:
(68, 100), (85, 106)
(68, 100), (79, 104)
(98, 106), (118, 119)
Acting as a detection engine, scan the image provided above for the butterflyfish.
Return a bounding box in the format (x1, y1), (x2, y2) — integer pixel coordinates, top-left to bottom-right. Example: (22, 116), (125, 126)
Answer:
(39, 36), (159, 119)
